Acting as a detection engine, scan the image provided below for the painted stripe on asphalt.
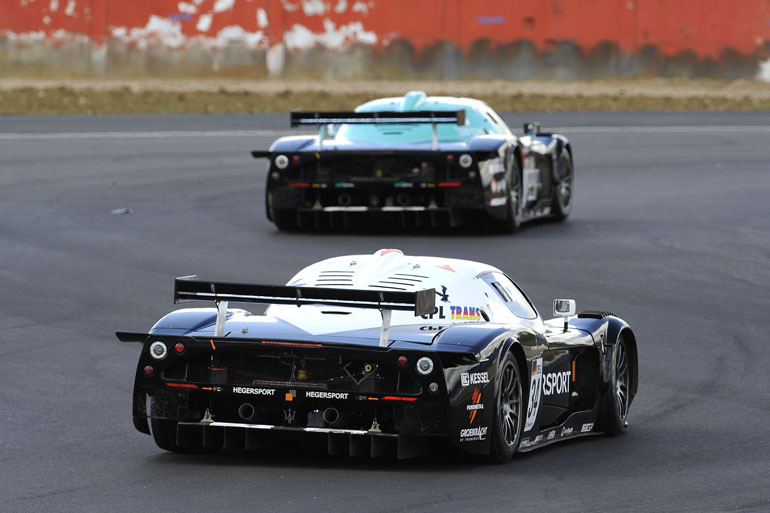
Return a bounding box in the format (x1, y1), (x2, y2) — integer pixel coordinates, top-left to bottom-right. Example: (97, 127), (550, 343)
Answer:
(0, 125), (768, 140)
(0, 129), (300, 140)
(550, 125), (770, 133)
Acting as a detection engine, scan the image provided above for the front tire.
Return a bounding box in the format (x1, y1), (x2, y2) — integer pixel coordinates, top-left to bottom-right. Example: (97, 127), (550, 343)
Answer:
(487, 352), (524, 463)
(598, 333), (631, 436)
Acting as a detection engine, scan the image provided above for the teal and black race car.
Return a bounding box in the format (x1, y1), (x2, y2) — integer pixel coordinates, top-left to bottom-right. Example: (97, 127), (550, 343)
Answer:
(252, 91), (573, 231)
(117, 250), (637, 462)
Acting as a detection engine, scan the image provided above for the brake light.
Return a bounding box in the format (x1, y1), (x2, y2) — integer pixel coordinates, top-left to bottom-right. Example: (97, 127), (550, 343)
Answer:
(382, 396), (418, 402)
(174, 342), (185, 354)
(261, 340), (323, 348)
(165, 382), (198, 389)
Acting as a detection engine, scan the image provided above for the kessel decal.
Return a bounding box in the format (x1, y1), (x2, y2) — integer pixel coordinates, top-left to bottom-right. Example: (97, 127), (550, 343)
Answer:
(461, 372), (490, 387)
(524, 357), (543, 432)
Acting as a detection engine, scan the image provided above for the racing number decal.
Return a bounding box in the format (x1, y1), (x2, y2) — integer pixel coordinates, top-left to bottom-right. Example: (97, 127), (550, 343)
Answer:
(524, 357), (543, 432)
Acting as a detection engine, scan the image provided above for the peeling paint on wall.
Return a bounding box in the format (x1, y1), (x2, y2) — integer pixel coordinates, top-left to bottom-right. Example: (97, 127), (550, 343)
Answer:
(1, 0), (769, 78)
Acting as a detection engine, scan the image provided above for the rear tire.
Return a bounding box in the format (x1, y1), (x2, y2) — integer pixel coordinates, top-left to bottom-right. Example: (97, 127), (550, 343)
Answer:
(597, 333), (631, 436)
(496, 159), (522, 233)
(487, 352), (524, 463)
(551, 150), (573, 221)
(150, 418), (182, 452)
(271, 209), (298, 231)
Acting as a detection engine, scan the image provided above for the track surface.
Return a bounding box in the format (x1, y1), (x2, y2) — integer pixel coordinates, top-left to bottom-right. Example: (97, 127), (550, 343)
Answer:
(1, 112), (769, 512)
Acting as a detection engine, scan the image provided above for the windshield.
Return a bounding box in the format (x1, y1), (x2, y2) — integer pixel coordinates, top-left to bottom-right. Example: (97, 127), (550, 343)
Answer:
(335, 105), (502, 145)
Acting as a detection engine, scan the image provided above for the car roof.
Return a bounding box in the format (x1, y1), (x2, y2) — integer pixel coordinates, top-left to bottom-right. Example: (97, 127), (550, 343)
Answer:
(333, 91), (507, 145)
(355, 91), (494, 114)
(285, 249), (501, 291)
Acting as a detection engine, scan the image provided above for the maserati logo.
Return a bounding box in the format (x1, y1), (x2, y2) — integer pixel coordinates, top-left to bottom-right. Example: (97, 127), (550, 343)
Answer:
(283, 408), (296, 425)
(436, 285), (450, 303)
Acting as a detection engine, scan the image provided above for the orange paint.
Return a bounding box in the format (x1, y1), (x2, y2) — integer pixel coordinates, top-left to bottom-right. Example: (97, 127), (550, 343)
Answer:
(1, 0), (767, 58)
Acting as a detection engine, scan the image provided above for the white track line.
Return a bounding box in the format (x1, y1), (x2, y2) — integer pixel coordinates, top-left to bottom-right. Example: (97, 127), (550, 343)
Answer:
(0, 129), (297, 140)
(0, 125), (768, 140)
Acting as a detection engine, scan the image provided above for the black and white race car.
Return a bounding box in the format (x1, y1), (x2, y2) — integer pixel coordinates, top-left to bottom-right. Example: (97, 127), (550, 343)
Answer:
(117, 249), (637, 463)
(252, 91), (573, 231)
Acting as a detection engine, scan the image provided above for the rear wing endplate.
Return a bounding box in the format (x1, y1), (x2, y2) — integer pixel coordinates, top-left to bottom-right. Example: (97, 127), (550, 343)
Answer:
(174, 277), (435, 347)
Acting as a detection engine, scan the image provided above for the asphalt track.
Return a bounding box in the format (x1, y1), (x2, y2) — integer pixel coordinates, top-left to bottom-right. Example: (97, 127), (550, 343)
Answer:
(1, 111), (769, 513)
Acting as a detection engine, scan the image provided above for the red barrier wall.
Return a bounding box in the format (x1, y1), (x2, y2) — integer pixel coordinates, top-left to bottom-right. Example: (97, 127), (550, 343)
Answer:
(2, 0), (769, 78)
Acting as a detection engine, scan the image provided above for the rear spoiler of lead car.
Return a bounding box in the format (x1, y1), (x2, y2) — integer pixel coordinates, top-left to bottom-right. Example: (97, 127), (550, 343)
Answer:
(173, 277), (435, 347)
(289, 110), (466, 127)
(252, 110), (467, 156)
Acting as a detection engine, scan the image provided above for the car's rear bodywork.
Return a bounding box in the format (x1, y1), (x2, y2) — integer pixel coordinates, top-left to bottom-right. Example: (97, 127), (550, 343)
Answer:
(253, 92), (573, 230)
(118, 250), (636, 459)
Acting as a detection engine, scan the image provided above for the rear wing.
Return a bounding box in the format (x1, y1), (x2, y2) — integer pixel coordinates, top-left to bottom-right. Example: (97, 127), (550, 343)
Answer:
(174, 277), (436, 347)
(250, 110), (468, 156)
(289, 110), (466, 127)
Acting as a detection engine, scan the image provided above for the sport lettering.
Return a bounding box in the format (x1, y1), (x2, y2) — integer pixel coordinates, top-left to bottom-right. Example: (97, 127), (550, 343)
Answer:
(232, 387), (275, 396)
(305, 391), (349, 400)
(543, 371), (571, 395)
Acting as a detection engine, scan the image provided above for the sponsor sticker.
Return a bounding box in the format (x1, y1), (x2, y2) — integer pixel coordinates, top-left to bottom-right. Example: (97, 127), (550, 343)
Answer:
(547, 430), (556, 440)
(467, 387), (484, 424)
(450, 306), (482, 321)
(305, 391), (349, 400)
(534, 434), (543, 443)
(581, 423), (594, 433)
(543, 370), (572, 396)
(561, 426), (574, 437)
(459, 426), (488, 442)
(232, 387), (275, 396)
(524, 358), (543, 432)
(461, 372), (490, 387)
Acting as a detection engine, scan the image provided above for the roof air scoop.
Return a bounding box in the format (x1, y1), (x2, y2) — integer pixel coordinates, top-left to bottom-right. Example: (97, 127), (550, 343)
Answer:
(401, 91), (427, 112)
(352, 249), (406, 287)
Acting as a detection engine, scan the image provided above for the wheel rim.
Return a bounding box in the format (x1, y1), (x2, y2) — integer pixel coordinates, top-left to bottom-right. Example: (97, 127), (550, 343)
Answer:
(555, 156), (572, 210)
(498, 361), (522, 447)
(614, 341), (630, 421)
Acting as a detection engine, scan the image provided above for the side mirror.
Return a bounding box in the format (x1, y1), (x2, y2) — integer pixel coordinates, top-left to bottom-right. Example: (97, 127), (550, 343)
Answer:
(523, 122), (541, 136)
(553, 299), (576, 317)
(553, 299), (576, 332)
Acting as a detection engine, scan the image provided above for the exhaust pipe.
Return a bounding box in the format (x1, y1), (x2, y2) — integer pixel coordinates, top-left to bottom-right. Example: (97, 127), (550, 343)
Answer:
(322, 407), (340, 426)
(238, 403), (256, 421)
